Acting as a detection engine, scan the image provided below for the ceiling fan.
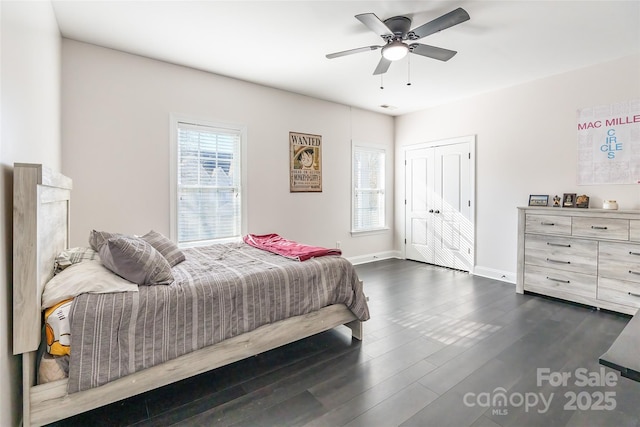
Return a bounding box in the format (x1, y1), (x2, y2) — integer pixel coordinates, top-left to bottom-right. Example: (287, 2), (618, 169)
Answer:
(326, 7), (470, 75)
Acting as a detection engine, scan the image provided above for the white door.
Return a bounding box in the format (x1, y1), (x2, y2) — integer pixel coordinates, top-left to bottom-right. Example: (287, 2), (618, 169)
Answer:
(405, 147), (436, 264)
(405, 138), (474, 271)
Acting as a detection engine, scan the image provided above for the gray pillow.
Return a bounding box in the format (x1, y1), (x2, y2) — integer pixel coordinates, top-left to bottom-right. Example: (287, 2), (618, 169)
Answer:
(140, 230), (185, 267)
(98, 236), (174, 285)
(89, 230), (124, 251)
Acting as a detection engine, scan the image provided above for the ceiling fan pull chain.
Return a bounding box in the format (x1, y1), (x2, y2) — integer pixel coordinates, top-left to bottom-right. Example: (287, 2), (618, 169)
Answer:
(407, 54), (412, 86)
(380, 74), (384, 90)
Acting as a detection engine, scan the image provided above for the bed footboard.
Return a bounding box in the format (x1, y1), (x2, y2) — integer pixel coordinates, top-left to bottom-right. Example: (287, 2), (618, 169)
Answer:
(26, 304), (359, 426)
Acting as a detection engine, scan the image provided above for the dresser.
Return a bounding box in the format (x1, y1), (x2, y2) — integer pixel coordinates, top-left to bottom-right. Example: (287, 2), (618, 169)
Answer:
(517, 207), (640, 315)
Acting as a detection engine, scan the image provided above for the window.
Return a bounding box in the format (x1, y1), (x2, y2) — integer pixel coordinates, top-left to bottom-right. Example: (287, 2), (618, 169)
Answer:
(352, 145), (386, 232)
(171, 117), (245, 245)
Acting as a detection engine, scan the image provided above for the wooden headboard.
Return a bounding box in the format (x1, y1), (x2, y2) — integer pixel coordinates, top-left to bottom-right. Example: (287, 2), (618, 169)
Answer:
(13, 163), (72, 355)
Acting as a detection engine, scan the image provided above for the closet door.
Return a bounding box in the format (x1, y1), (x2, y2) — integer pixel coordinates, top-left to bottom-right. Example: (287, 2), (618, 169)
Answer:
(405, 139), (474, 271)
(405, 147), (436, 264)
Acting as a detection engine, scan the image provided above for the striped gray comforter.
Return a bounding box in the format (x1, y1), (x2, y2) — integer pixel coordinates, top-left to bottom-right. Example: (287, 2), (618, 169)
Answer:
(67, 242), (369, 393)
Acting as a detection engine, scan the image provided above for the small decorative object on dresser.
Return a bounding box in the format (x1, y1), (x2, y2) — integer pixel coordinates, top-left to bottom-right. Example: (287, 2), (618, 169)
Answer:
(562, 193), (576, 208)
(528, 194), (549, 206)
(603, 200), (619, 210)
(576, 194), (590, 208)
(552, 195), (561, 207)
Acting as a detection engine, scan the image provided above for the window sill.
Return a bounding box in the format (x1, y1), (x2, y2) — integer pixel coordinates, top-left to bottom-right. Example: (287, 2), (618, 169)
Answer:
(350, 227), (390, 237)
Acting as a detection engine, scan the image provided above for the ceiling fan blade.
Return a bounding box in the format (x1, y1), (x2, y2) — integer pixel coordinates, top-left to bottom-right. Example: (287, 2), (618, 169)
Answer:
(326, 45), (382, 59)
(409, 7), (470, 40)
(373, 57), (392, 75)
(355, 13), (394, 38)
(410, 43), (457, 61)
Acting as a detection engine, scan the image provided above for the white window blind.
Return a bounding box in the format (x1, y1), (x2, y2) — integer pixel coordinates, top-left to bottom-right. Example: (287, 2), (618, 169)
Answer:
(353, 146), (385, 231)
(176, 121), (242, 244)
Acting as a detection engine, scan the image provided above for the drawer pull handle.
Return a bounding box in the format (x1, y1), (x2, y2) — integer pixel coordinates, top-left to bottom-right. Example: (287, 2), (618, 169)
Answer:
(591, 226), (608, 230)
(630, 270), (640, 276)
(540, 222), (555, 226)
(546, 258), (570, 264)
(546, 276), (570, 284)
(547, 242), (571, 248)
(628, 292), (640, 298)
(630, 251), (640, 256)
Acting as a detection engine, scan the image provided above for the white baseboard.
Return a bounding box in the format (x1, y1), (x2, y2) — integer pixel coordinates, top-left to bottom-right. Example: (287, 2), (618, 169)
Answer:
(347, 251), (402, 265)
(473, 266), (516, 284)
(347, 256), (516, 285)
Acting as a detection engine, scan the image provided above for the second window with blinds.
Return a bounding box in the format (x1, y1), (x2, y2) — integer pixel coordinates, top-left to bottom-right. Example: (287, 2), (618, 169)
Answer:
(352, 144), (386, 234)
(170, 116), (246, 246)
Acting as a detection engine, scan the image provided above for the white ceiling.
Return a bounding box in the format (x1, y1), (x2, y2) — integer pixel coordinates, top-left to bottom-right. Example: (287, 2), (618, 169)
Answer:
(51, 0), (640, 116)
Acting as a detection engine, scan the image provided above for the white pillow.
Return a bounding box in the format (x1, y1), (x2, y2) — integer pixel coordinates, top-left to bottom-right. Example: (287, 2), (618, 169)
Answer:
(42, 260), (138, 309)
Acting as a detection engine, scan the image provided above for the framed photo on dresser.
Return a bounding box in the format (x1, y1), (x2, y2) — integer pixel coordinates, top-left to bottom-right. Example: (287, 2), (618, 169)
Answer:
(528, 194), (549, 206)
(576, 194), (590, 208)
(563, 193), (577, 208)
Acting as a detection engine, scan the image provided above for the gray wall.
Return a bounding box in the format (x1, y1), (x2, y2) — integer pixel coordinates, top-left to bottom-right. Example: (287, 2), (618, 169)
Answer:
(61, 40), (396, 261)
(395, 54), (640, 282)
(1, 1), (62, 425)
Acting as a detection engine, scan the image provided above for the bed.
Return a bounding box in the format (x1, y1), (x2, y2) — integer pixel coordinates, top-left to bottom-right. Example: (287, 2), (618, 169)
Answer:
(13, 163), (369, 426)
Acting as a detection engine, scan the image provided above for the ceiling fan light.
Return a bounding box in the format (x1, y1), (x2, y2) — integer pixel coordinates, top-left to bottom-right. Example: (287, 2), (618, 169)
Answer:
(382, 41), (409, 61)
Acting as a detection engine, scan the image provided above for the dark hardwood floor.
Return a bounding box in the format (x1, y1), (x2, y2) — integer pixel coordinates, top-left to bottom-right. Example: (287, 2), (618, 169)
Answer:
(48, 259), (640, 427)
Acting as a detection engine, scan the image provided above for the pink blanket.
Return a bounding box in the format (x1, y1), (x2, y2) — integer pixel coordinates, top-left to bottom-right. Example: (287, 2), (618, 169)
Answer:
(243, 234), (342, 261)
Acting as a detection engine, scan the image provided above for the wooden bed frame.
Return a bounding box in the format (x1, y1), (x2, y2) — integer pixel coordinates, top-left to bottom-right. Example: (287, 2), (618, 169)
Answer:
(13, 163), (364, 426)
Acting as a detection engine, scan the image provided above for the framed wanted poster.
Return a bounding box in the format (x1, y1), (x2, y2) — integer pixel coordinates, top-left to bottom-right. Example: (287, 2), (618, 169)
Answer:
(289, 131), (322, 192)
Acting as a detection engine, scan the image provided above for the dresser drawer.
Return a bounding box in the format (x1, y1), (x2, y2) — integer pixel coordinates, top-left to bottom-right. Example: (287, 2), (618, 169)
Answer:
(525, 214), (571, 235)
(524, 234), (597, 275)
(572, 217), (629, 240)
(524, 265), (596, 299)
(598, 277), (640, 309)
(598, 242), (640, 284)
(631, 220), (640, 242)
